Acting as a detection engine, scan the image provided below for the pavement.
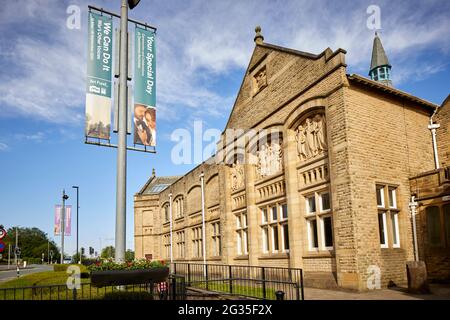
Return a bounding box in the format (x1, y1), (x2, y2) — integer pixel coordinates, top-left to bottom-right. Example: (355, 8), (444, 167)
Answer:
(303, 284), (450, 300)
(0, 264), (53, 284)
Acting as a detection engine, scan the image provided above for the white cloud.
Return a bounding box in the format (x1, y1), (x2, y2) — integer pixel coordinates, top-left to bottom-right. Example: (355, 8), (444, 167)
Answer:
(0, 0), (449, 126)
(0, 142), (8, 151)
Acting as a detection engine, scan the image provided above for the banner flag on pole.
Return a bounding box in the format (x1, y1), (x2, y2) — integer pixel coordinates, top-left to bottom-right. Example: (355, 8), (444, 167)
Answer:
(65, 205), (72, 236)
(85, 12), (113, 140)
(54, 205), (72, 236)
(54, 205), (61, 236)
(134, 26), (156, 147)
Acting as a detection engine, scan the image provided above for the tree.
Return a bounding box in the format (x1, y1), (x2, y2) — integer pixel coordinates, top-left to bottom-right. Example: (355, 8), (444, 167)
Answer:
(1, 227), (60, 262)
(101, 246), (115, 259)
(125, 249), (135, 262)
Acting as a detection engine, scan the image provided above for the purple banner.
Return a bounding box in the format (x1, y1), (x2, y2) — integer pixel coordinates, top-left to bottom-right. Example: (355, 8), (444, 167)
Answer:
(65, 205), (72, 236)
(54, 205), (72, 236)
(54, 205), (61, 236)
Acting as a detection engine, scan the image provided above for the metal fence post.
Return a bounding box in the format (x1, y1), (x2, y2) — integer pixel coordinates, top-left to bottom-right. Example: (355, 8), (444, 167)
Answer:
(275, 290), (285, 300)
(300, 269), (304, 300)
(261, 267), (266, 300)
(229, 265), (233, 294)
(73, 287), (77, 301)
(171, 276), (177, 300)
(205, 264), (209, 290)
(187, 264), (191, 286)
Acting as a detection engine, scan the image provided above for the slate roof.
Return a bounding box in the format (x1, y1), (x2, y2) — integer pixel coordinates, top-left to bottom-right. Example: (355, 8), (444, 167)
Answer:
(370, 33), (391, 72)
(137, 174), (181, 195)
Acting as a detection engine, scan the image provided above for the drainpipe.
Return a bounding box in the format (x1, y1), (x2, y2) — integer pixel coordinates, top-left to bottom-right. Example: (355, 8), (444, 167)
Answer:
(200, 173), (207, 276)
(169, 193), (173, 271)
(409, 195), (419, 261)
(428, 108), (440, 170)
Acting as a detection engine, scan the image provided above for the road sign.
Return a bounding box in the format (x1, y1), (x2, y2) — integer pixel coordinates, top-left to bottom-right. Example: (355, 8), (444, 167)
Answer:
(0, 226), (6, 240)
(0, 242), (4, 253)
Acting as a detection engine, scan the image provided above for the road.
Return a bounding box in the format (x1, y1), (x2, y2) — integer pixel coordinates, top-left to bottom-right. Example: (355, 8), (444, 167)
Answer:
(0, 264), (53, 284)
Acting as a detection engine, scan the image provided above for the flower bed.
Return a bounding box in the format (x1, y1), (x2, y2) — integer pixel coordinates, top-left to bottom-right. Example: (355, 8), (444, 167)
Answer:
(88, 259), (169, 287)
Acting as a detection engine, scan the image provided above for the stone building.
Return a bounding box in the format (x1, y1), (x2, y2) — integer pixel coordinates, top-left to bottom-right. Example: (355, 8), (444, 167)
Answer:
(134, 28), (450, 290)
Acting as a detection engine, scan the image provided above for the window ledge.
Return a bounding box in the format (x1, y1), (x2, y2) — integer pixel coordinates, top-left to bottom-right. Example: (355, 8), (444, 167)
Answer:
(258, 253), (289, 260)
(207, 256), (222, 261)
(234, 255), (249, 260)
(303, 251), (335, 259)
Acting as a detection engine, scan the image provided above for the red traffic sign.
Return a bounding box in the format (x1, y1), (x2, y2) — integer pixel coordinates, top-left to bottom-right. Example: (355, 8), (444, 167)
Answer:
(0, 227), (6, 240)
(0, 241), (5, 253)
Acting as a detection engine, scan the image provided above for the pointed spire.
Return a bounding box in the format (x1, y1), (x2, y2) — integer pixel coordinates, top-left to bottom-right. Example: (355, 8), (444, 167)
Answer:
(152, 168), (156, 177)
(254, 26), (264, 44)
(370, 32), (391, 71)
(369, 32), (393, 87)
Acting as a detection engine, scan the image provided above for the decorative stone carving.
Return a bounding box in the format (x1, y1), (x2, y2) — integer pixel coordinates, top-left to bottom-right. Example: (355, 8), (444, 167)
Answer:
(254, 67), (267, 92)
(296, 114), (327, 161)
(256, 141), (283, 178)
(230, 163), (245, 191)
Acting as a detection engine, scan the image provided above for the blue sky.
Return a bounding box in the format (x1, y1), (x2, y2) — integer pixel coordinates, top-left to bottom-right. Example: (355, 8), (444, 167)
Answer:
(0, 0), (449, 257)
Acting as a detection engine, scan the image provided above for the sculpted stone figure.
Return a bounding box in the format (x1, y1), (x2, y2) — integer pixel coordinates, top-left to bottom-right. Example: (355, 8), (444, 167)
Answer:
(255, 68), (267, 91)
(231, 163), (245, 191)
(296, 114), (327, 161)
(256, 141), (283, 178)
(296, 125), (307, 161)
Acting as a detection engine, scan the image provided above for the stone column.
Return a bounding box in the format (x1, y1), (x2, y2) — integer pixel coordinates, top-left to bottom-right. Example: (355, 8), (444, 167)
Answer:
(219, 164), (232, 264)
(245, 155), (259, 265)
(283, 128), (304, 269)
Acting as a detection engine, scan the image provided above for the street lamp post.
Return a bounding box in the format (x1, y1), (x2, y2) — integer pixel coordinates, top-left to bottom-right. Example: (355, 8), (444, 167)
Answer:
(115, 0), (142, 264)
(61, 190), (69, 264)
(72, 186), (80, 263)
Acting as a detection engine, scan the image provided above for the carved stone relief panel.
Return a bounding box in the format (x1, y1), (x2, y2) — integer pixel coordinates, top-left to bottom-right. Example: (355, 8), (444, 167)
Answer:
(295, 114), (327, 162)
(255, 140), (283, 179)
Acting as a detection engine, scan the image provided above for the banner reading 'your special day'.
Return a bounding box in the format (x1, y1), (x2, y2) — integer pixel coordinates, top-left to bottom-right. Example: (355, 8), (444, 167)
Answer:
(85, 12), (113, 140)
(134, 26), (156, 147)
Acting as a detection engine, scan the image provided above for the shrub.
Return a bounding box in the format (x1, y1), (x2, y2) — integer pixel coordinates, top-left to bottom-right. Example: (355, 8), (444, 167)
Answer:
(53, 264), (88, 273)
(53, 264), (68, 272)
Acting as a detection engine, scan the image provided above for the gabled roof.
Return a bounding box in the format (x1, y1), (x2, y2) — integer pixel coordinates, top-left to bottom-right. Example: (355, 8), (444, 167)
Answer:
(370, 33), (391, 72)
(223, 42), (345, 132)
(347, 74), (439, 111)
(137, 175), (181, 195)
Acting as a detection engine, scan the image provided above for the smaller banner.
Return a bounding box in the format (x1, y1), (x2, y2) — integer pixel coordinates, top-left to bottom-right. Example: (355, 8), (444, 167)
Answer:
(134, 26), (156, 146)
(85, 12), (113, 140)
(54, 205), (61, 236)
(65, 205), (72, 236)
(54, 205), (72, 236)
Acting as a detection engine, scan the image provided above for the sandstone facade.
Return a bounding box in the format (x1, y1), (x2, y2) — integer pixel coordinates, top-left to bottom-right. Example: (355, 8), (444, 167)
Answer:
(134, 37), (449, 290)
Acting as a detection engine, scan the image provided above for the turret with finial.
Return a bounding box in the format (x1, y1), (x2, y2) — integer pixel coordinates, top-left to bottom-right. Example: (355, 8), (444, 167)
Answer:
(254, 26), (264, 44)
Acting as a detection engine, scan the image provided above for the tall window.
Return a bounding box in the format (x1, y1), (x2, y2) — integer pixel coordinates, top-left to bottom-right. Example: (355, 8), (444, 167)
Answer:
(211, 221), (221, 256)
(260, 202), (289, 253)
(176, 231), (185, 258)
(376, 185), (400, 248)
(174, 197), (184, 219)
(305, 191), (333, 251)
(163, 234), (171, 259)
(192, 226), (203, 258)
(164, 205), (169, 223)
(236, 211), (248, 255)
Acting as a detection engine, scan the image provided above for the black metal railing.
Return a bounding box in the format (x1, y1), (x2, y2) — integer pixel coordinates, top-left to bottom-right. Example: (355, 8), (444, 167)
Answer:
(0, 274), (186, 301)
(171, 262), (304, 300)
